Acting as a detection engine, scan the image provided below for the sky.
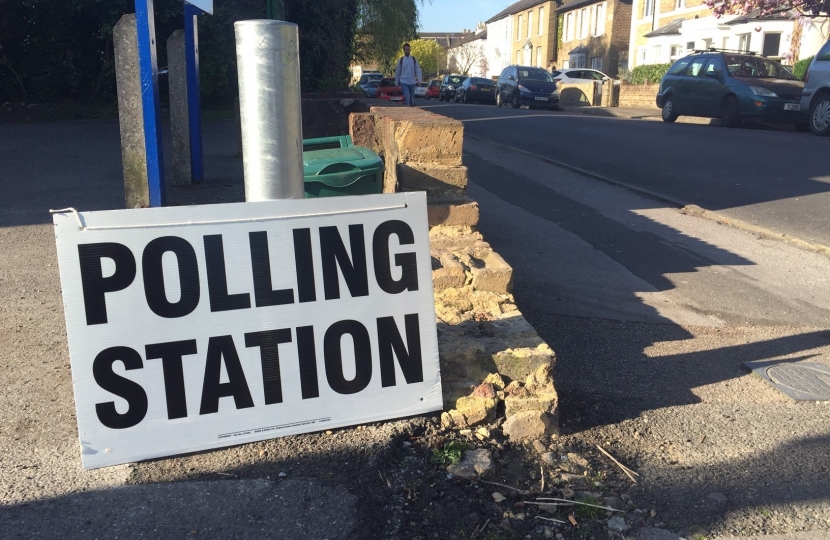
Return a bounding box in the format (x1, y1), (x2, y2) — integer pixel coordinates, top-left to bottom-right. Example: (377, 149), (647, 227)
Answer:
(418, 0), (514, 32)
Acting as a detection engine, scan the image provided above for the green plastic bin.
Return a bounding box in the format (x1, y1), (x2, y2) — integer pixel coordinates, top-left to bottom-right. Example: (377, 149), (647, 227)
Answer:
(302, 136), (384, 198)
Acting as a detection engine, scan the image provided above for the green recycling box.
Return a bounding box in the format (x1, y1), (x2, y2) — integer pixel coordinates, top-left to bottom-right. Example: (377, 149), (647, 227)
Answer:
(302, 135), (384, 198)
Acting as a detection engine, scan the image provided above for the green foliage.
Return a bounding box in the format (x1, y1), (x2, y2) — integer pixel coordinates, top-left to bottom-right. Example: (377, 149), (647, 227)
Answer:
(354, 0), (418, 76)
(430, 441), (466, 466)
(556, 14), (564, 63)
(396, 39), (441, 79)
(574, 495), (602, 519)
(630, 63), (671, 85)
(793, 55), (814, 81)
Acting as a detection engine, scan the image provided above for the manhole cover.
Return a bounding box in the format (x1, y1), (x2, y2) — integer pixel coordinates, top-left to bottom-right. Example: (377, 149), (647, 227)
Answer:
(743, 361), (830, 401)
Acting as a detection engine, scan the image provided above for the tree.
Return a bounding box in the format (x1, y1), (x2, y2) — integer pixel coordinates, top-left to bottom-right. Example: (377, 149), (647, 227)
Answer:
(448, 40), (483, 76)
(395, 39), (441, 78)
(353, 0), (420, 74)
(704, 0), (829, 19)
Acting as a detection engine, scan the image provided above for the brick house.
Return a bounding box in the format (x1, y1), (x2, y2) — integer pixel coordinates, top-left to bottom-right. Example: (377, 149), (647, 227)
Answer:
(509, 0), (559, 70)
(557, 0), (633, 75)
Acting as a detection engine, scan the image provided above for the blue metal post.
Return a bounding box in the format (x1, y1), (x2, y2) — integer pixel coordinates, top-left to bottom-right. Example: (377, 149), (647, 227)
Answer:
(184, 3), (204, 183)
(135, 0), (166, 207)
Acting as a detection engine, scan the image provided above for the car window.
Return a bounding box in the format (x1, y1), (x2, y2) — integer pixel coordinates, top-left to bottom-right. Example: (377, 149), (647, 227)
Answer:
(685, 58), (708, 77)
(668, 57), (692, 75)
(429, 80), (440, 88)
(517, 67), (554, 82)
(586, 71), (604, 80)
(816, 41), (830, 62)
(701, 58), (724, 77)
(367, 81), (379, 88)
(447, 76), (465, 85)
(724, 55), (794, 79)
(379, 79), (396, 87)
(470, 78), (491, 85)
(551, 70), (561, 77)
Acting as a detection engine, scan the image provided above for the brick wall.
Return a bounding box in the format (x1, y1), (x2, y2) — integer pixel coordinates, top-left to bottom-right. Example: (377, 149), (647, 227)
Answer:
(618, 83), (659, 109)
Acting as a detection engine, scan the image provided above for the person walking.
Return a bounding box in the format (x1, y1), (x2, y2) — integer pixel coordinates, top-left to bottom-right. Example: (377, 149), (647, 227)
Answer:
(395, 43), (422, 107)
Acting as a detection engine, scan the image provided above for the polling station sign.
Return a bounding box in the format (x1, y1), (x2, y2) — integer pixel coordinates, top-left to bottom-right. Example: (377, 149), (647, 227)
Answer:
(53, 193), (441, 469)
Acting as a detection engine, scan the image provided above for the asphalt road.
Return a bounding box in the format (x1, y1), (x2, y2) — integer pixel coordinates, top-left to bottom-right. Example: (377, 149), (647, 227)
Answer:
(423, 102), (830, 248)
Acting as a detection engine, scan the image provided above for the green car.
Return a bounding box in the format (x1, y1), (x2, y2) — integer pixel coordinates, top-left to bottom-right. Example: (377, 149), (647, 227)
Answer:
(656, 51), (806, 128)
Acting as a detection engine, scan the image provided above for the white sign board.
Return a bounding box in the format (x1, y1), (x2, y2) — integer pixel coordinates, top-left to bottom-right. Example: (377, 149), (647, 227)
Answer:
(185, 0), (213, 14)
(53, 193), (441, 469)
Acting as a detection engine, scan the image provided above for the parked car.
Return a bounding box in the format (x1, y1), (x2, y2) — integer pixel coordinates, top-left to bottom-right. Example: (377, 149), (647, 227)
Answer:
(376, 78), (404, 103)
(495, 65), (560, 110)
(657, 51), (805, 128)
(439, 74), (467, 101)
(800, 39), (830, 136)
(454, 77), (497, 104)
(414, 82), (429, 98)
(553, 68), (615, 84)
(425, 80), (441, 100)
(364, 79), (380, 98)
(358, 72), (383, 91)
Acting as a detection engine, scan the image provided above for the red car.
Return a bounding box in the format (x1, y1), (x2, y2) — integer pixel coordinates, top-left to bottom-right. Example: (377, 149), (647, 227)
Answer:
(376, 78), (404, 103)
(424, 80), (441, 100)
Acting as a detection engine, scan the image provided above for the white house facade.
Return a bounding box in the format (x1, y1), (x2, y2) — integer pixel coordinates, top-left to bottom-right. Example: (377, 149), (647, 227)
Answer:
(484, 15), (514, 78)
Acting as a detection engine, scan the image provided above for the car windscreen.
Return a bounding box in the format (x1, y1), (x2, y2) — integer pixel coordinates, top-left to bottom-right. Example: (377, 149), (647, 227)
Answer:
(724, 55), (794, 79)
(379, 79), (396, 87)
(367, 81), (379, 88)
(517, 68), (554, 82)
(447, 76), (466, 85)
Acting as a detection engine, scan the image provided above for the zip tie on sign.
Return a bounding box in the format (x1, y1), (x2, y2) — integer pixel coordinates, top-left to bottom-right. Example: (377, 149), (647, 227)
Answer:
(49, 203), (409, 232)
(50, 208), (86, 230)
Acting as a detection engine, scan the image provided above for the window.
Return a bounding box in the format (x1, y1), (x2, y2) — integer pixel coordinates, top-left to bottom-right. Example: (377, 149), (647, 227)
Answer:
(537, 47), (543, 67)
(570, 53), (586, 68)
(644, 0), (654, 18)
(593, 3), (606, 37)
(653, 45), (662, 61)
(564, 12), (573, 42)
(702, 58), (723, 77)
(639, 47), (647, 65)
(686, 41), (695, 51)
(517, 15), (523, 40)
(670, 45), (682, 61)
(538, 7), (544, 35)
(685, 57), (707, 77)
(675, 0), (685, 8)
(591, 57), (603, 70)
(738, 33), (751, 52)
(763, 33), (781, 57)
(528, 11), (533, 38)
(579, 8), (589, 39)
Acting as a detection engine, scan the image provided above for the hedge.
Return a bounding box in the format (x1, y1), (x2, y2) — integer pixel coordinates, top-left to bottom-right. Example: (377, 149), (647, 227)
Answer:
(793, 56), (814, 81)
(630, 63), (671, 85)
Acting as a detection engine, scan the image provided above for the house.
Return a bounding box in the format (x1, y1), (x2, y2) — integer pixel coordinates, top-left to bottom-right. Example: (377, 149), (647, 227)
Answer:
(446, 25), (489, 77)
(557, 0), (633, 75)
(509, 0), (558, 70)
(483, 5), (516, 78)
(418, 32), (470, 76)
(628, 0), (829, 68)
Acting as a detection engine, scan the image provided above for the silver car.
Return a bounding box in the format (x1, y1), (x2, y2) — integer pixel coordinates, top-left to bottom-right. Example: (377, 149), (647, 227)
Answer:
(800, 40), (830, 136)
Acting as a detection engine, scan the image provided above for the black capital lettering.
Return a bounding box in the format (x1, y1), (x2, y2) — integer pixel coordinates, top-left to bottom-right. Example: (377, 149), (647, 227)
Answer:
(293, 229), (316, 303)
(92, 346), (148, 429)
(142, 237), (201, 318)
(296, 326), (320, 399)
(145, 339), (198, 419)
(320, 225), (369, 300)
(78, 243), (136, 325)
(199, 335), (255, 415)
(373, 220), (419, 294)
(245, 329), (292, 405)
(204, 235), (251, 312)
(377, 314), (424, 387)
(324, 320), (372, 395)
(249, 231), (295, 307)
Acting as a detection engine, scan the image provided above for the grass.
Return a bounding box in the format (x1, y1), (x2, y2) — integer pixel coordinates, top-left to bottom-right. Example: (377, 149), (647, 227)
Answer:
(573, 494), (603, 519)
(430, 441), (467, 466)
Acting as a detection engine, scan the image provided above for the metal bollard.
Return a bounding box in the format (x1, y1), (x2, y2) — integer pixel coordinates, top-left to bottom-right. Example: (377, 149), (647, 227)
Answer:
(235, 20), (304, 201)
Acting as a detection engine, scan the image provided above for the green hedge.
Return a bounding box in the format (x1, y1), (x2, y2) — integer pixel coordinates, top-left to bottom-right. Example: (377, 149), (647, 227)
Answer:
(630, 63), (671, 85)
(793, 56), (814, 81)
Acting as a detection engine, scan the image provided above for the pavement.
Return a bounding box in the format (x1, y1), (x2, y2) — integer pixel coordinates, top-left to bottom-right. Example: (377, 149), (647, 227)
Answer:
(2, 116), (829, 539)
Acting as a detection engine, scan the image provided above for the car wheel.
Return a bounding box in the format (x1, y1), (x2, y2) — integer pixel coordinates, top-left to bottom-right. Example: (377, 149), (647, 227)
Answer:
(454, 93), (460, 103)
(496, 91), (502, 107)
(720, 96), (741, 128)
(809, 93), (830, 136)
(661, 96), (678, 123)
(464, 93), (470, 104)
(510, 93), (521, 109)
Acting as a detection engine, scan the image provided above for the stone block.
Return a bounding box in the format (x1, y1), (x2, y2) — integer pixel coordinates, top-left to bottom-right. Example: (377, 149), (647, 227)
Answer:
(392, 118), (463, 165)
(502, 410), (551, 441)
(428, 200), (479, 228)
(398, 163), (467, 197)
(470, 250), (513, 294)
(348, 112), (381, 153)
(113, 14), (150, 209)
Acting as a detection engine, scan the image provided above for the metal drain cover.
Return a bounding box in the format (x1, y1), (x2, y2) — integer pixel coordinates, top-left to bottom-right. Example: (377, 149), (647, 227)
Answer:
(743, 361), (830, 401)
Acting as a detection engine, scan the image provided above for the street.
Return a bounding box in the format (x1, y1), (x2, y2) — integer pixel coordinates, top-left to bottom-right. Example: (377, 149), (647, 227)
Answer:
(426, 102), (830, 249)
(420, 102), (830, 536)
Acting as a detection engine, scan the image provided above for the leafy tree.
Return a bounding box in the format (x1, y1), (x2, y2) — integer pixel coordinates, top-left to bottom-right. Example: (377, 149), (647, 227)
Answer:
(704, 0), (829, 19)
(395, 39), (441, 78)
(354, 0), (419, 75)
